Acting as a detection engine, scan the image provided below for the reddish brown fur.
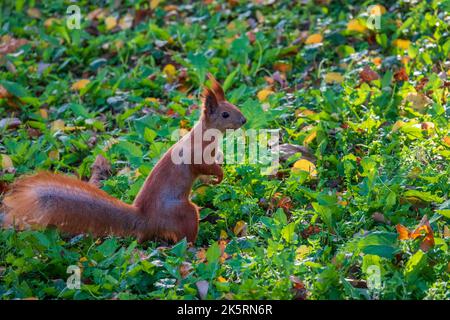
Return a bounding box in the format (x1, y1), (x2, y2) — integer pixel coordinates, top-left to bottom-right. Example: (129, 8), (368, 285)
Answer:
(1, 75), (246, 244)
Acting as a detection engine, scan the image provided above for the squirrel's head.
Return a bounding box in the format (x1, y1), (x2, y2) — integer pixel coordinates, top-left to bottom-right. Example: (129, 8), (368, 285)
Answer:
(201, 74), (246, 132)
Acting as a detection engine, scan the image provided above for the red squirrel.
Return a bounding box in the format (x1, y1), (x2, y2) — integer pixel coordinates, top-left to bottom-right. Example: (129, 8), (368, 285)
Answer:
(1, 74), (246, 243)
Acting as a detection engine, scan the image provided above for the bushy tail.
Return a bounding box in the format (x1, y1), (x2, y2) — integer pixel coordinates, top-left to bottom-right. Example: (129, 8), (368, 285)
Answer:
(2, 172), (144, 237)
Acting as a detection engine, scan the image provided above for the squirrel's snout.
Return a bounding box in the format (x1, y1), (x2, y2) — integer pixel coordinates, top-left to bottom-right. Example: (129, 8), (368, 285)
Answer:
(240, 117), (247, 125)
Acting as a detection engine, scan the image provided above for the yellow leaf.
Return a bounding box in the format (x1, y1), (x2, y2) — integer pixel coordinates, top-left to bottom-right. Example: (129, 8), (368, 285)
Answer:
(292, 159), (317, 177)
(79, 257), (88, 262)
(150, 0), (160, 9)
(220, 230), (228, 240)
(217, 276), (228, 283)
(1, 155), (13, 169)
(71, 79), (90, 91)
(305, 33), (323, 45)
(393, 39), (411, 50)
(105, 16), (118, 30)
(233, 220), (248, 236)
(145, 97), (159, 105)
(51, 119), (65, 132)
(369, 4), (387, 15)
(257, 88), (274, 101)
(163, 64), (176, 82)
(39, 108), (48, 119)
(296, 245), (311, 260)
(347, 19), (367, 33)
(303, 131), (317, 145)
(324, 72), (344, 84)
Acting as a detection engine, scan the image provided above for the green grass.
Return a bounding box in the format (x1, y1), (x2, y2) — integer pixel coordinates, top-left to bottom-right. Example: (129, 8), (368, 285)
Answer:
(0, 0), (449, 300)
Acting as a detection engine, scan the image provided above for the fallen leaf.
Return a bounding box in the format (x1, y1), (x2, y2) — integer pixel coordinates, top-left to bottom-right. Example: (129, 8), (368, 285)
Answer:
(163, 64), (176, 82)
(305, 33), (323, 45)
(51, 119), (65, 132)
(292, 159), (318, 177)
(369, 4), (387, 15)
(179, 262), (193, 279)
(71, 79), (90, 91)
(405, 92), (432, 112)
(105, 16), (118, 30)
(233, 220), (248, 236)
(397, 215), (435, 252)
(394, 68), (408, 81)
(360, 66), (380, 82)
(324, 72), (344, 84)
(347, 19), (367, 33)
(443, 136), (450, 146)
(257, 88), (274, 101)
(393, 39), (411, 50)
(273, 62), (292, 73)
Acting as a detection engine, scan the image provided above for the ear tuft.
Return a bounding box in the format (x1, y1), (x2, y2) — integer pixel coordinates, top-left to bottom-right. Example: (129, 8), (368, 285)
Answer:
(207, 73), (225, 101)
(201, 87), (218, 115)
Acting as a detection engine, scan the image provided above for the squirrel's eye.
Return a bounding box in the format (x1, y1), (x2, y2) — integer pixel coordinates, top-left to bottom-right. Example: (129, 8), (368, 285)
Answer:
(222, 112), (230, 118)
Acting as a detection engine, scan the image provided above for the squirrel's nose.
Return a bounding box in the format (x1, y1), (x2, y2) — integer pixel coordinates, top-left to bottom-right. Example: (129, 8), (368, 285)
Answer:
(241, 117), (247, 125)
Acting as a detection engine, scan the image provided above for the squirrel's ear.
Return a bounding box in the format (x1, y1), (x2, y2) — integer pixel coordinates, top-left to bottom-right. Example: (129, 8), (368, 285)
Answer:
(202, 87), (218, 115)
(207, 73), (225, 101)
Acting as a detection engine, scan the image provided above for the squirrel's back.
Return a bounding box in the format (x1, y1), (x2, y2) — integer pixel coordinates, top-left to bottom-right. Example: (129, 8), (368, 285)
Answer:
(2, 172), (143, 237)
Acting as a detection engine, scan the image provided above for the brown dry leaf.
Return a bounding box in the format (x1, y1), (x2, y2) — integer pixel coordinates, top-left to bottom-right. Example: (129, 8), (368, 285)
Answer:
(289, 275), (308, 300)
(179, 262), (193, 279)
(394, 68), (408, 82)
(360, 66), (380, 83)
(372, 212), (389, 224)
(0, 36), (28, 57)
(444, 226), (449, 238)
(273, 62), (292, 73)
(233, 220), (248, 236)
(405, 92), (432, 112)
(0, 85), (11, 99)
(277, 143), (316, 163)
(196, 248), (207, 263)
(51, 119), (65, 132)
